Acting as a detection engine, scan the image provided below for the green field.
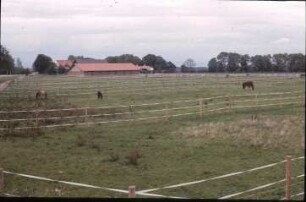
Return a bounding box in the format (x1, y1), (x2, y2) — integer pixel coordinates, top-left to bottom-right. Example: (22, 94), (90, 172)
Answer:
(0, 74), (305, 199)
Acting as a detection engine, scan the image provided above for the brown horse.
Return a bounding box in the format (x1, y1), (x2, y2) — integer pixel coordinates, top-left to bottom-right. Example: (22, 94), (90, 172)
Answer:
(242, 81), (254, 90)
(36, 90), (47, 100)
(97, 91), (103, 100)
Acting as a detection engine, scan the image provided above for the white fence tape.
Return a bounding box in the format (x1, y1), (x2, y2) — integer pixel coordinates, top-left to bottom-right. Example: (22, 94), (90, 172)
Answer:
(0, 101), (303, 131)
(3, 170), (128, 194)
(219, 174), (304, 199)
(2, 170), (184, 198)
(3, 193), (20, 197)
(138, 156), (304, 193)
(0, 90), (303, 114)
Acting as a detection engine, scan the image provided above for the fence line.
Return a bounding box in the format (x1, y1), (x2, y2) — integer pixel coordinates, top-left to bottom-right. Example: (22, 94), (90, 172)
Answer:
(0, 90), (303, 114)
(11, 76), (298, 86)
(0, 101), (303, 131)
(2, 78), (303, 97)
(0, 96), (303, 123)
(2, 171), (184, 199)
(137, 157), (304, 193)
(0, 83), (298, 98)
(2, 157), (304, 198)
(218, 174), (304, 199)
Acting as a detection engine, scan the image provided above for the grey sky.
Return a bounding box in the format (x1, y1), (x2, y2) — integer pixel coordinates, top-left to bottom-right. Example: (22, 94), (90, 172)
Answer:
(1, 0), (305, 68)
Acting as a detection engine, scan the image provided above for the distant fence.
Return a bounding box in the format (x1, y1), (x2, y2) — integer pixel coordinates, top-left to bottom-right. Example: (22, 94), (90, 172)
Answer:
(0, 91), (304, 131)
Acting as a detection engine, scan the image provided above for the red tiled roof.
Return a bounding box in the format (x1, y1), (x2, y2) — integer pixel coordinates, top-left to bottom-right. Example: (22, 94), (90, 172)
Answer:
(56, 60), (73, 69)
(75, 63), (145, 72)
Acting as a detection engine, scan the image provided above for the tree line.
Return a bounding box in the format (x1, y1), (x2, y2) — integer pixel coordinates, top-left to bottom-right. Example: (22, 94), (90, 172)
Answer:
(0, 45), (30, 75)
(208, 52), (305, 73)
(1, 44), (305, 75)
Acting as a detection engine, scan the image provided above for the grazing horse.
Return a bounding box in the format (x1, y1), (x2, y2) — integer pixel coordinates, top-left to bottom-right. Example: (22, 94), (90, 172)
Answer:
(97, 91), (103, 100)
(242, 81), (254, 91)
(36, 90), (47, 100)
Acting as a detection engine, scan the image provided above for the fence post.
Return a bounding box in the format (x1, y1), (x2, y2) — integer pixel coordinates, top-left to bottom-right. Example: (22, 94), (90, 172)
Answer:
(0, 168), (4, 194)
(128, 186), (136, 198)
(35, 110), (39, 128)
(285, 155), (292, 200)
(165, 103), (169, 118)
(199, 98), (203, 118)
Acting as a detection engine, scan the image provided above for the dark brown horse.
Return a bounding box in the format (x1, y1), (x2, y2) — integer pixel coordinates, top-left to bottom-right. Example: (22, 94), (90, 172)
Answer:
(97, 91), (103, 100)
(242, 81), (254, 90)
(36, 90), (47, 99)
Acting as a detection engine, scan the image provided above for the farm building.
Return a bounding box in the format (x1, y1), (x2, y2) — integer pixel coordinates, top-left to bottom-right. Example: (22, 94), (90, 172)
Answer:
(55, 59), (107, 71)
(67, 63), (153, 76)
(55, 60), (74, 71)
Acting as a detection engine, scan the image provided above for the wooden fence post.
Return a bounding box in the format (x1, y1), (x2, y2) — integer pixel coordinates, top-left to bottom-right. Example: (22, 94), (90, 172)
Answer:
(285, 155), (292, 200)
(128, 186), (136, 198)
(165, 103), (169, 118)
(129, 105), (133, 119)
(0, 168), (4, 194)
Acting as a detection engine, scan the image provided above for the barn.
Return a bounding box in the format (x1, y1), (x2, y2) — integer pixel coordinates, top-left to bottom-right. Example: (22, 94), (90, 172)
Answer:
(67, 63), (153, 76)
(55, 60), (74, 71)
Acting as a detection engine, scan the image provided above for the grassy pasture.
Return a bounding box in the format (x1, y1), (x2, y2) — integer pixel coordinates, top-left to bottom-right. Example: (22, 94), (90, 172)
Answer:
(0, 74), (305, 199)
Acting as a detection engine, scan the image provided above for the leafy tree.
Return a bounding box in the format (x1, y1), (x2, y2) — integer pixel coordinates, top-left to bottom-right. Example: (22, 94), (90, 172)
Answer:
(227, 53), (241, 72)
(164, 62), (176, 73)
(240, 54), (250, 72)
(142, 54), (170, 72)
(58, 66), (67, 74)
(16, 58), (23, 69)
(208, 52), (305, 73)
(106, 54), (142, 65)
(288, 53), (305, 72)
(183, 58), (196, 68)
(272, 54), (289, 72)
(0, 45), (15, 74)
(12, 58), (27, 74)
(181, 58), (196, 73)
(33, 54), (56, 74)
(208, 58), (218, 72)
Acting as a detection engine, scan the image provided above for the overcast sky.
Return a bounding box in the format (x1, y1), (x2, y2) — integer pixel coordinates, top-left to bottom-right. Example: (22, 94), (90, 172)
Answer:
(1, 0), (305, 68)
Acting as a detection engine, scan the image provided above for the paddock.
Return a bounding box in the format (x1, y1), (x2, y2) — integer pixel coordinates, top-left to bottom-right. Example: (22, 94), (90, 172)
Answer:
(0, 73), (304, 199)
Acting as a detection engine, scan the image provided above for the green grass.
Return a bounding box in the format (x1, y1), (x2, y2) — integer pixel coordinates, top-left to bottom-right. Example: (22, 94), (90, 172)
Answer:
(0, 74), (304, 199)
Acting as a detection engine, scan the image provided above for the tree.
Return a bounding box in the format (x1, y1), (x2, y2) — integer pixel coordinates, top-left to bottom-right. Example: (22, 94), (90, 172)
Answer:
(288, 54), (305, 72)
(183, 58), (196, 68)
(16, 58), (23, 69)
(0, 45), (15, 74)
(142, 54), (169, 72)
(12, 58), (27, 74)
(164, 62), (176, 73)
(208, 58), (218, 72)
(33, 54), (56, 74)
(181, 58), (196, 73)
(240, 54), (250, 72)
(106, 54), (142, 65)
(227, 53), (241, 72)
